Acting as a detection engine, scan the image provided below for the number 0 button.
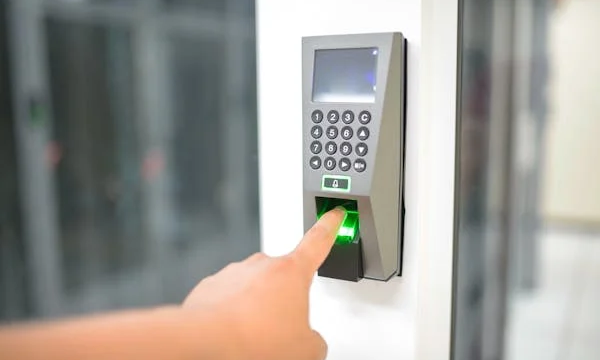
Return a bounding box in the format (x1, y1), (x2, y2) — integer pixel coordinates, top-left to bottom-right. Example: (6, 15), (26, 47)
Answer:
(324, 157), (336, 170)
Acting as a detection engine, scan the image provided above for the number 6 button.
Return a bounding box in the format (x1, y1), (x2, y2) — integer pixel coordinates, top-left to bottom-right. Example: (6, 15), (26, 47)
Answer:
(341, 126), (353, 140)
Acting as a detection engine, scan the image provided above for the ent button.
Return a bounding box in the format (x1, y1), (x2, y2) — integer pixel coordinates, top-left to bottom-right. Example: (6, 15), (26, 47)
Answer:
(353, 159), (367, 172)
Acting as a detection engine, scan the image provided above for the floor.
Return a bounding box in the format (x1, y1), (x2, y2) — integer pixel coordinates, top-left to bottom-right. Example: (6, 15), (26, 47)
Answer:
(506, 227), (600, 360)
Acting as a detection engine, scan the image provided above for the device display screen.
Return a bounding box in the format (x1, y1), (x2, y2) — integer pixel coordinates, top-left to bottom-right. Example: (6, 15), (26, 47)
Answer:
(312, 47), (378, 103)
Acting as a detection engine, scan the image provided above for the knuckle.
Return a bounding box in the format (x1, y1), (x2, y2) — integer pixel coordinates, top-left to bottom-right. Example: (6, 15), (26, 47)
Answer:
(269, 256), (296, 274)
(247, 252), (266, 262)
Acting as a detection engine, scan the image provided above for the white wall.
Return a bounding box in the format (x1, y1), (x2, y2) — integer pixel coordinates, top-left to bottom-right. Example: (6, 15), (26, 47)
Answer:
(542, 0), (600, 226)
(256, 1), (458, 359)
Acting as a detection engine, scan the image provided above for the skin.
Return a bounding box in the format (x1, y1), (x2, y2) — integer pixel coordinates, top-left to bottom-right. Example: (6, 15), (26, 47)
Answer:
(0, 207), (346, 360)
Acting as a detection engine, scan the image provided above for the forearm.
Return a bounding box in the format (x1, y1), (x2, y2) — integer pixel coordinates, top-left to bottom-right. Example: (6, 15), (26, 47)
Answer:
(0, 306), (238, 360)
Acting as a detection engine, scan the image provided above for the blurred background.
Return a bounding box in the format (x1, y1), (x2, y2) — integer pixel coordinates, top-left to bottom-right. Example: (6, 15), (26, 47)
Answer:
(454, 0), (600, 359)
(0, 0), (598, 359)
(0, 0), (259, 319)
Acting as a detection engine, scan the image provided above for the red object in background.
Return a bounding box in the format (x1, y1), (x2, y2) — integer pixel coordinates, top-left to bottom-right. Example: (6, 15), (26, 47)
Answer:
(142, 149), (165, 181)
(45, 141), (63, 169)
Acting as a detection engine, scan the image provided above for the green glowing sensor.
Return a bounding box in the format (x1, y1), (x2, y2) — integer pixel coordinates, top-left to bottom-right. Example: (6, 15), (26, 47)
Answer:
(316, 198), (360, 244)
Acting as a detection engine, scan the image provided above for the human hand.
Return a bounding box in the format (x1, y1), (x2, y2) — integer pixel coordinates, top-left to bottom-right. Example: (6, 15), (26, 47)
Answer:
(182, 207), (345, 360)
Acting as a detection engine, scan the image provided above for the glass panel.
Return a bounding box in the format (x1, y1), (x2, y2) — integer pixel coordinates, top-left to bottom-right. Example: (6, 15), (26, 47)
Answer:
(453, 1), (506, 358)
(45, 18), (147, 306)
(43, 15), (259, 314)
(454, 0), (600, 359)
(45, 0), (136, 4)
(0, 1), (29, 321)
(0, 0), (258, 321)
(162, 0), (254, 14)
(506, 1), (600, 359)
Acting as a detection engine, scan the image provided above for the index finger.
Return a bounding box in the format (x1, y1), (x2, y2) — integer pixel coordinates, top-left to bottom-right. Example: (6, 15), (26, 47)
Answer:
(291, 207), (345, 275)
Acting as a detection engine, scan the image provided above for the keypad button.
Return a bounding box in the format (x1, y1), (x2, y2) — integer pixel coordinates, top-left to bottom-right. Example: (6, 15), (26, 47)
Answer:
(324, 157), (336, 171)
(326, 126), (338, 139)
(327, 110), (340, 124)
(357, 126), (370, 140)
(354, 159), (367, 172)
(325, 141), (337, 155)
(311, 125), (323, 139)
(340, 142), (353, 156)
(358, 110), (372, 124)
(341, 126), (353, 140)
(342, 110), (355, 124)
(356, 142), (368, 157)
(310, 141), (322, 154)
(339, 158), (351, 172)
(311, 110), (324, 123)
(309, 156), (321, 170)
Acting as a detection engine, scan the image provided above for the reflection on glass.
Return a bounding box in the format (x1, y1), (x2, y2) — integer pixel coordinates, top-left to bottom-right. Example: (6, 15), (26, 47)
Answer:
(0, 1), (258, 320)
(0, 1), (28, 321)
(161, 0), (254, 13)
(454, 1), (600, 359)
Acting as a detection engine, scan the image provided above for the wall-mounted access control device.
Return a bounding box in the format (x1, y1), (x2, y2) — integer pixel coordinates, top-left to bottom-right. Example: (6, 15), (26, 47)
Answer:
(302, 32), (406, 282)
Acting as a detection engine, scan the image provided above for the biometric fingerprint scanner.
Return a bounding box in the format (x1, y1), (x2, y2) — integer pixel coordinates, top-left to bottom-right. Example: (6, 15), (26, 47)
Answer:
(316, 197), (359, 244)
(316, 198), (363, 281)
(303, 32), (406, 281)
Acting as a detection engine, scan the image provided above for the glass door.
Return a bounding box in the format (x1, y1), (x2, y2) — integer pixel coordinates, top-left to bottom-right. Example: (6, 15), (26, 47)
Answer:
(3, 0), (259, 320)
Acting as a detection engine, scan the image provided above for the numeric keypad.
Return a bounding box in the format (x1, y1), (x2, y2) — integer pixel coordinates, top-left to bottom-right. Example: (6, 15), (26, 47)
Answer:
(308, 109), (373, 173)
